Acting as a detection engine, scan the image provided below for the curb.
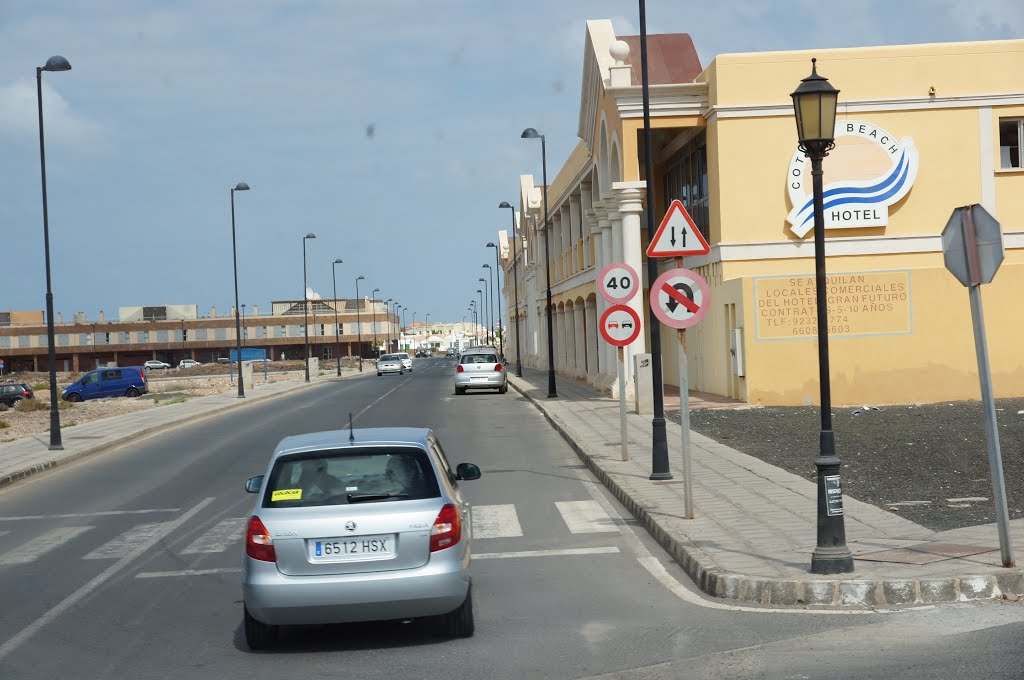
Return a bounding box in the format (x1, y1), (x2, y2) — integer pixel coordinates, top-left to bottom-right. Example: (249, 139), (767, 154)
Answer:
(509, 377), (1024, 609)
(0, 371), (369, 491)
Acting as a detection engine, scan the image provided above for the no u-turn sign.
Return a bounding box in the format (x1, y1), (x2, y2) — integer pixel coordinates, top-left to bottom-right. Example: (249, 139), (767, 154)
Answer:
(650, 268), (710, 330)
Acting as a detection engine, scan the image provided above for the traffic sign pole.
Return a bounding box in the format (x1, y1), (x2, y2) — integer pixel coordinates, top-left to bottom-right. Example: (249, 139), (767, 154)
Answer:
(962, 208), (1014, 567)
(618, 346), (628, 462)
(674, 258), (694, 519)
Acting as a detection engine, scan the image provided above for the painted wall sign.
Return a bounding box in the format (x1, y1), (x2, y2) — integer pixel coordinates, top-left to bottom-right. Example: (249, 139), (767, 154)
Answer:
(754, 270), (912, 341)
(786, 120), (919, 238)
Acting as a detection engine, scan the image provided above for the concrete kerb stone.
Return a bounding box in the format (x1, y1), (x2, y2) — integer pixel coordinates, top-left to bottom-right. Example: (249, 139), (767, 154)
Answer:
(0, 370), (371, 492)
(508, 375), (1016, 610)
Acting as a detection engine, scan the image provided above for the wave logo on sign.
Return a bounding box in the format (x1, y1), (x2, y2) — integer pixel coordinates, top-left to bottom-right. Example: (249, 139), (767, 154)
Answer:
(786, 120), (919, 238)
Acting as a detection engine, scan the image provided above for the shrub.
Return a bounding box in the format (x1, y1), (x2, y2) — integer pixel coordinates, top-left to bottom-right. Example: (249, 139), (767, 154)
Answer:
(14, 398), (48, 413)
(32, 382), (50, 392)
(0, 403), (7, 412)
(0, 421), (9, 429)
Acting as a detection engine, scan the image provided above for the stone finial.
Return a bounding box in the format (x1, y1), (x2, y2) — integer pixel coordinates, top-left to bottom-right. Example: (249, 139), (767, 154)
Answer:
(609, 40), (630, 66)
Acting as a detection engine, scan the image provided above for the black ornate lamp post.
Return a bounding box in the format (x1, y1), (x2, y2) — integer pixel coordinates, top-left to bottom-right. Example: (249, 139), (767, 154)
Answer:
(498, 201), (523, 376)
(791, 58), (854, 575)
(36, 55), (72, 450)
(521, 128), (556, 398)
(331, 258), (343, 376)
(355, 275), (365, 371)
(229, 182), (250, 397)
(486, 242), (504, 360)
(302, 233), (316, 382)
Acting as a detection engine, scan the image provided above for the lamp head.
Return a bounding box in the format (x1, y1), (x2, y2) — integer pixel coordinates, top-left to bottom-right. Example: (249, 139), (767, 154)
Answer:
(520, 128), (541, 139)
(233, 182), (250, 192)
(357, 275), (365, 281)
(42, 56), (71, 72)
(499, 201), (512, 209)
(486, 242), (496, 248)
(790, 58), (840, 154)
(334, 258), (343, 264)
(304, 232), (317, 239)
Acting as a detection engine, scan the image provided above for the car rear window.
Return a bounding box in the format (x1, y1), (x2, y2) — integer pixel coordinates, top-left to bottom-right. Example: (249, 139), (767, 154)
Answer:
(262, 447), (440, 508)
(461, 353), (497, 364)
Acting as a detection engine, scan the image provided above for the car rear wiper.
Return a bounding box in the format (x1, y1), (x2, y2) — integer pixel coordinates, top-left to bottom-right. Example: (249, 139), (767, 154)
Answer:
(347, 493), (410, 503)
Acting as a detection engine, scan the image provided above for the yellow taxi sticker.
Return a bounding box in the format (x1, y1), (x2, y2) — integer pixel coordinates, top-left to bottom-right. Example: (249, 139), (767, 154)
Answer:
(271, 488), (302, 501)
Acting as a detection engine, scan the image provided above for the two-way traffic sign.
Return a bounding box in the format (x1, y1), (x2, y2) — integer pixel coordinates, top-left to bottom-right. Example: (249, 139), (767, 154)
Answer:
(650, 268), (710, 329)
(646, 200), (710, 258)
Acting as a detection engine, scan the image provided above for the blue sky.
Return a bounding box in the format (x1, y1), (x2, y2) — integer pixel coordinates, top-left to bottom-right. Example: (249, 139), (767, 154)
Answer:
(1, 0), (1019, 325)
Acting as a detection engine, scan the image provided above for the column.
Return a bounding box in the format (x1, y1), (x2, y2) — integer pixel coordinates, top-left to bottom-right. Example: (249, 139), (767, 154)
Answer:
(586, 205), (603, 380)
(569, 196), (582, 275)
(573, 302), (586, 377)
(561, 204), (573, 276)
(614, 182), (649, 390)
(580, 182), (593, 269)
(584, 298), (598, 383)
(565, 303), (577, 377)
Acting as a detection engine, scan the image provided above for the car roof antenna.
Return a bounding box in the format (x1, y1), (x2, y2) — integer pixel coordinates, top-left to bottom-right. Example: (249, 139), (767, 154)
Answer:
(348, 413), (355, 443)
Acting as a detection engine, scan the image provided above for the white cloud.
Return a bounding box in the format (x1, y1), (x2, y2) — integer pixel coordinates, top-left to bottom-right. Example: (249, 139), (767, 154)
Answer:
(0, 79), (105, 149)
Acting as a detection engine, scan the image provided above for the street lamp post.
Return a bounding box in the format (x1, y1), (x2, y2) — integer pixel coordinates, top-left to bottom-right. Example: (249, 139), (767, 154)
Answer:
(476, 290), (484, 344)
(229, 181), (250, 398)
(355, 275), (365, 371)
(240, 304), (247, 348)
(372, 288), (380, 356)
(521, 128), (556, 398)
(498, 202), (523, 376)
(331, 258), (343, 376)
(486, 242), (504, 360)
(386, 299), (394, 353)
(483, 264), (495, 348)
(302, 233), (316, 382)
(395, 304), (402, 351)
(37, 55), (72, 449)
(791, 58), (854, 575)
(478, 278), (489, 344)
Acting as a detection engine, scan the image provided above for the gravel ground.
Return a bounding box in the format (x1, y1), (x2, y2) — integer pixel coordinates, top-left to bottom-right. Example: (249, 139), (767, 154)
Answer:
(668, 398), (1024, 532)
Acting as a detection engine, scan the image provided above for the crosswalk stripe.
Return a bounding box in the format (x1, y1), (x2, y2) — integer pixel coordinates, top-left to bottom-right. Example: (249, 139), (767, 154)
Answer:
(0, 527), (94, 566)
(83, 523), (167, 560)
(554, 500), (618, 534)
(472, 505), (523, 539)
(181, 518), (245, 554)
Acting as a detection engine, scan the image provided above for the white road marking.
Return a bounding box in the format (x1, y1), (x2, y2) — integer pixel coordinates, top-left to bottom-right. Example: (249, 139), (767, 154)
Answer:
(555, 500), (618, 534)
(83, 522), (168, 560)
(475, 547), (620, 560)
(472, 504), (523, 539)
(352, 374), (414, 421)
(0, 527), (94, 566)
(0, 508), (179, 522)
(946, 497), (987, 503)
(136, 567), (242, 579)
(0, 497), (215, 661)
(181, 518), (245, 554)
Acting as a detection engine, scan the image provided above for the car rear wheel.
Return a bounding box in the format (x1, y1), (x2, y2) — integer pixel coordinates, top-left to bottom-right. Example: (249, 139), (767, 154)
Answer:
(66, 393), (82, 403)
(243, 606), (278, 650)
(377, 372), (382, 376)
(499, 384), (508, 394)
(125, 388), (140, 397)
(455, 386), (466, 396)
(441, 585), (474, 638)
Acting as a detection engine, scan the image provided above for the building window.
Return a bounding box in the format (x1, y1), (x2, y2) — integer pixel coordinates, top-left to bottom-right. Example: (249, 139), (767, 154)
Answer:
(214, 328), (227, 341)
(19, 336), (30, 348)
(157, 330), (169, 342)
(0, 336), (9, 348)
(195, 328), (208, 341)
(120, 332), (131, 344)
(1000, 118), (1023, 168)
(663, 131), (709, 239)
(140, 331), (150, 343)
(289, 325), (301, 337)
(275, 326), (286, 338)
(79, 333), (90, 345)
(57, 334), (69, 347)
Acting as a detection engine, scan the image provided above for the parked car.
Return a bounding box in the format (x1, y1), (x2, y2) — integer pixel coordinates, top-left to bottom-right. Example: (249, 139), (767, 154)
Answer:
(178, 359), (202, 369)
(400, 352), (413, 372)
(454, 348), (507, 395)
(0, 383), (34, 407)
(143, 360), (171, 371)
(376, 354), (404, 376)
(445, 349), (456, 357)
(62, 367), (147, 402)
(241, 426), (482, 649)
(215, 357), (231, 364)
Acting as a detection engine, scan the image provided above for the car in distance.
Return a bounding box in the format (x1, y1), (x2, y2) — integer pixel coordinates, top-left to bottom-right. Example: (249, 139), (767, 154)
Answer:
(143, 360), (171, 371)
(62, 367), (147, 401)
(445, 348), (456, 357)
(0, 383), (34, 407)
(178, 359), (202, 369)
(377, 354), (404, 376)
(400, 352), (413, 372)
(454, 348), (507, 395)
(241, 426), (482, 649)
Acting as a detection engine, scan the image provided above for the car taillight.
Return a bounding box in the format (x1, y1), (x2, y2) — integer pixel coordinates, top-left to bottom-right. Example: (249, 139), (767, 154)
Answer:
(456, 365), (464, 373)
(140, 372), (146, 383)
(429, 503), (461, 552)
(246, 516), (276, 562)
(23, 389), (31, 397)
(494, 363), (503, 372)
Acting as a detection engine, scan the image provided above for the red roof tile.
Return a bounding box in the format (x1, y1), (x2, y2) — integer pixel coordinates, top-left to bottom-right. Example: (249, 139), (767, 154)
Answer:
(619, 34), (702, 86)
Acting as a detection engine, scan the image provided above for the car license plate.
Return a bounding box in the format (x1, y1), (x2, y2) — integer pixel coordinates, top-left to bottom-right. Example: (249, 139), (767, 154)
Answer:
(470, 376), (488, 382)
(309, 534), (394, 562)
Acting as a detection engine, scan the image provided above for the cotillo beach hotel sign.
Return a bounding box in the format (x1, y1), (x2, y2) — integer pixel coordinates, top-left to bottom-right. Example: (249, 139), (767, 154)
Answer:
(786, 120), (919, 238)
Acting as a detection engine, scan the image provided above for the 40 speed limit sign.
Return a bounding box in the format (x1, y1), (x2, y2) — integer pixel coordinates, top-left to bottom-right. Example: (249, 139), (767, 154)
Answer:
(598, 262), (639, 304)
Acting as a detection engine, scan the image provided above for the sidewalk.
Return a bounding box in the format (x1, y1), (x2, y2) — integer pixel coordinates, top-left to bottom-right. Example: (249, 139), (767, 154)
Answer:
(509, 368), (1024, 609)
(0, 369), (369, 489)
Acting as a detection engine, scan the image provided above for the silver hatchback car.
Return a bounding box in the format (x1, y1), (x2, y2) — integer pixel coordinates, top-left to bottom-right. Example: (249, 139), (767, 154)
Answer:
(242, 427), (481, 649)
(376, 354), (404, 376)
(454, 348), (507, 395)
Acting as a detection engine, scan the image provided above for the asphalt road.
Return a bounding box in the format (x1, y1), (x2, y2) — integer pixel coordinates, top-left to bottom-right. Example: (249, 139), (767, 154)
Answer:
(0, 358), (1022, 679)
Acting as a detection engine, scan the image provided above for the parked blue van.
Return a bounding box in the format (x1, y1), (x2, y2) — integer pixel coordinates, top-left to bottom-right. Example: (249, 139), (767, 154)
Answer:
(62, 367), (148, 402)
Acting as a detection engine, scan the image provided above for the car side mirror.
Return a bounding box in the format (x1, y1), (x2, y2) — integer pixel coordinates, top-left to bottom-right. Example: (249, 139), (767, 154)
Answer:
(244, 475), (264, 493)
(455, 463), (481, 481)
